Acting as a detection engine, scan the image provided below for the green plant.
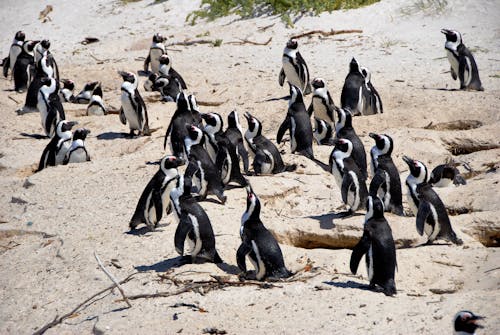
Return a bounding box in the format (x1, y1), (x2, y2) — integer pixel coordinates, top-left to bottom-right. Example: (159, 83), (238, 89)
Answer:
(400, 0), (448, 16)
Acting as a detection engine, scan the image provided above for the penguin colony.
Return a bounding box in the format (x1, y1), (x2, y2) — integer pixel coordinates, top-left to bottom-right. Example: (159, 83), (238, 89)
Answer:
(2, 27), (485, 329)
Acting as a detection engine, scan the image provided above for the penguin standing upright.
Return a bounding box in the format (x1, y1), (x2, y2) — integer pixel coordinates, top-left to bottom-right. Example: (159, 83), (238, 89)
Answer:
(63, 128), (91, 164)
(129, 155), (184, 231)
(278, 39), (311, 95)
(74, 81), (99, 104)
(368, 133), (404, 216)
(158, 54), (187, 91)
(402, 155), (428, 215)
(237, 184), (291, 280)
(119, 71), (150, 136)
(429, 163), (466, 187)
(453, 311), (484, 335)
(58, 79), (76, 103)
(350, 196), (397, 296)
(340, 58), (366, 116)
(225, 110), (249, 174)
(277, 83), (314, 159)
(86, 83), (107, 115)
(38, 77), (65, 137)
(441, 29), (483, 91)
(37, 120), (77, 171)
(307, 77), (336, 125)
(313, 118), (334, 145)
(170, 174), (223, 264)
(3, 31), (25, 78)
(359, 66), (383, 115)
(164, 92), (196, 159)
(143, 33), (166, 74)
(13, 40), (38, 93)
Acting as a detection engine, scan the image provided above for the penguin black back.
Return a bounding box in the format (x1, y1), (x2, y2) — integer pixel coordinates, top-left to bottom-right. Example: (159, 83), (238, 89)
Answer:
(340, 58), (366, 116)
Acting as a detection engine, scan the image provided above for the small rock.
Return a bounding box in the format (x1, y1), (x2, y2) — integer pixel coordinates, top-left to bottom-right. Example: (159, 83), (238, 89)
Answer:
(11, 197), (28, 204)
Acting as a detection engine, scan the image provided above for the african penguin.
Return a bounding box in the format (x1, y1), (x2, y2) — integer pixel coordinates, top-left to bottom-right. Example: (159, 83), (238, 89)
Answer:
(201, 112), (223, 163)
(350, 196), (397, 296)
(158, 54), (187, 91)
(13, 40), (37, 93)
(86, 83), (107, 115)
(38, 77), (65, 137)
(441, 29), (483, 91)
(277, 83), (314, 159)
(340, 58), (366, 116)
(402, 155), (428, 216)
(170, 173), (223, 264)
(188, 94), (203, 127)
(143, 33), (167, 74)
(225, 110), (249, 174)
(429, 163), (466, 187)
(237, 184), (291, 280)
(119, 71), (150, 136)
(3, 31), (25, 78)
(368, 133), (404, 216)
(307, 77), (336, 125)
(153, 74), (184, 102)
(453, 311), (484, 335)
(63, 128), (91, 165)
(278, 39), (311, 95)
(164, 92), (196, 159)
(58, 79), (76, 103)
(313, 118), (334, 145)
(75, 81), (99, 104)
(37, 120), (77, 172)
(129, 155), (185, 231)
(359, 66), (383, 115)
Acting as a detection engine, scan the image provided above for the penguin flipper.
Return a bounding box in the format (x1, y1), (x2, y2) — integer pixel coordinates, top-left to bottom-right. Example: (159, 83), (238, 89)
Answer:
(237, 141), (250, 174)
(416, 200), (431, 236)
(307, 101), (313, 117)
(458, 56), (469, 89)
(236, 242), (252, 273)
(37, 146), (51, 172)
(368, 169), (386, 199)
(144, 54), (151, 73)
(174, 212), (192, 256)
(119, 107), (127, 125)
(450, 66), (457, 80)
(350, 231), (370, 274)
(169, 68), (188, 89)
(276, 115), (291, 144)
(278, 68), (285, 87)
(341, 173), (355, 206)
(2, 57), (9, 78)
(153, 188), (163, 226)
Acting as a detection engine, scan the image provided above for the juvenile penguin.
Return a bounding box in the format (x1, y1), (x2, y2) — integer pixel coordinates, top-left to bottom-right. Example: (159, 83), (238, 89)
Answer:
(119, 71), (150, 136)
(37, 120), (77, 171)
(429, 163), (466, 187)
(368, 133), (404, 216)
(340, 58), (365, 116)
(129, 155), (184, 231)
(164, 92), (195, 159)
(360, 66), (383, 115)
(38, 77), (65, 137)
(225, 110), (249, 174)
(3, 31), (25, 78)
(86, 83), (107, 115)
(350, 196), (397, 296)
(453, 311), (484, 335)
(170, 175), (223, 264)
(13, 40), (38, 93)
(158, 54), (187, 91)
(441, 29), (483, 91)
(237, 184), (292, 280)
(63, 128), (91, 165)
(307, 78), (336, 125)
(143, 33), (166, 74)
(58, 79), (76, 103)
(74, 81), (99, 104)
(278, 39), (311, 95)
(402, 155), (428, 215)
(329, 138), (368, 216)
(244, 112), (295, 175)
(335, 107), (367, 179)
(277, 83), (314, 159)
(313, 118), (334, 145)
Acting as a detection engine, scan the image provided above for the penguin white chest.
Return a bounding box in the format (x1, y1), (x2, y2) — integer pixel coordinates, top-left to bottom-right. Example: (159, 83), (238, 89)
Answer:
(150, 49), (163, 73)
(121, 92), (141, 130)
(282, 58), (303, 90)
(446, 50), (459, 79)
(250, 240), (266, 280)
(290, 117), (297, 152)
(367, 244), (374, 281)
(67, 147), (88, 164)
(56, 140), (72, 165)
(313, 97), (328, 121)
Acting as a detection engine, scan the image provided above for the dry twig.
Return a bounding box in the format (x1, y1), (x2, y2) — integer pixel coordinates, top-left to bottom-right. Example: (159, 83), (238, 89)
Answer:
(291, 29), (363, 40)
(197, 100), (227, 107)
(226, 37), (272, 46)
(94, 251), (132, 308)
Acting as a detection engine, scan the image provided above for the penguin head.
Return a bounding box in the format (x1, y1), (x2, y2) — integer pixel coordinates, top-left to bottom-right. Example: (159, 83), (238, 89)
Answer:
(369, 133), (393, 156)
(15, 31), (26, 42)
(334, 138), (353, 156)
(335, 107), (352, 132)
(40, 77), (59, 95)
(360, 66), (371, 84)
(40, 39), (51, 50)
(61, 79), (75, 91)
(159, 54), (170, 66)
(176, 91), (189, 111)
(365, 196), (385, 221)
(227, 110), (239, 128)
(441, 29), (462, 47)
(161, 155), (185, 171)
(92, 84), (103, 98)
(185, 124), (205, 145)
(56, 120), (78, 136)
(453, 311), (484, 334)
(118, 71), (137, 85)
(243, 183), (261, 224)
(285, 39), (298, 50)
(313, 118), (330, 144)
(244, 112), (262, 137)
(24, 40), (39, 53)
(349, 57), (360, 73)
(152, 33), (166, 43)
(188, 94), (199, 113)
(202, 112), (223, 134)
(288, 82), (304, 106)
(72, 128), (90, 141)
(83, 81), (99, 92)
(403, 155), (428, 183)
(311, 78), (326, 90)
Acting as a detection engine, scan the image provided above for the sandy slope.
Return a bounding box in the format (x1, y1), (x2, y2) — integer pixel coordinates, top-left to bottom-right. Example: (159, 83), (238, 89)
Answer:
(0, 0), (499, 334)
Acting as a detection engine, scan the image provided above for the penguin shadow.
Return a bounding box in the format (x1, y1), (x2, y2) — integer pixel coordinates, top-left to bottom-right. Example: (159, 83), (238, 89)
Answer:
(137, 70), (150, 77)
(19, 132), (49, 140)
(412, 241), (455, 248)
(216, 262), (241, 275)
(323, 280), (371, 291)
(96, 132), (132, 140)
(308, 213), (336, 229)
(259, 95), (290, 103)
(125, 226), (165, 236)
(134, 256), (190, 273)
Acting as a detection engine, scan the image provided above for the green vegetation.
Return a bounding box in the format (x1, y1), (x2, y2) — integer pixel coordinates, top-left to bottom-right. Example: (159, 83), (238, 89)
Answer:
(187, 0), (380, 27)
(400, 0), (448, 16)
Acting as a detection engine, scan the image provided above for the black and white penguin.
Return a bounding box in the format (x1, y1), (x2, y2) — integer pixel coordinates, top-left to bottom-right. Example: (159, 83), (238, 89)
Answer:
(74, 81), (99, 104)
(244, 112), (296, 175)
(13, 40), (38, 93)
(237, 184), (292, 280)
(164, 92), (196, 158)
(453, 311), (484, 335)
(441, 29), (483, 91)
(37, 120), (77, 172)
(350, 196), (397, 296)
(38, 77), (65, 137)
(58, 79), (76, 103)
(86, 83), (107, 115)
(201, 112), (222, 163)
(170, 174), (223, 264)
(129, 155), (185, 231)
(307, 78), (336, 125)
(277, 83), (314, 159)
(368, 133), (404, 216)
(224, 110), (249, 174)
(63, 128), (91, 165)
(329, 138), (368, 215)
(402, 155), (428, 216)
(143, 33), (167, 74)
(340, 58), (365, 116)
(278, 39), (311, 95)
(3, 31), (25, 78)
(184, 124), (227, 204)
(119, 71), (150, 136)
(429, 163), (466, 187)
(313, 118), (334, 145)
(359, 66), (383, 115)
(335, 107), (367, 179)
(158, 54), (187, 91)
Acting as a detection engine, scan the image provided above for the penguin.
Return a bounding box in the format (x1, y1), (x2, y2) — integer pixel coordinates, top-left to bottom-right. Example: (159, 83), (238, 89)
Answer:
(359, 66), (383, 115)
(143, 73), (158, 92)
(225, 110), (249, 174)
(170, 174), (223, 264)
(187, 94), (203, 127)
(429, 163), (466, 187)
(335, 107), (367, 179)
(313, 118), (334, 145)
(86, 83), (107, 116)
(277, 83), (315, 159)
(3, 31), (25, 78)
(244, 112), (296, 175)
(129, 155), (185, 231)
(340, 58), (366, 116)
(74, 81), (99, 104)
(441, 29), (483, 91)
(453, 311), (484, 335)
(278, 39), (311, 95)
(368, 133), (404, 216)
(58, 79), (76, 103)
(143, 33), (167, 74)
(63, 128), (91, 165)
(38, 77), (65, 137)
(201, 112), (222, 163)
(307, 77), (336, 125)
(329, 138), (368, 216)
(164, 92), (196, 159)
(350, 196), (397, 296)
(155, 74), (185, 102)
(237, 184), (292, 280)
(37, 120), (77, 172)
(13, 40), (38, 93)
(402, 155), (428, 215)
(184, 124), (227, 204)
(158, 54), (187, 91)
(119, 71), (150, 136)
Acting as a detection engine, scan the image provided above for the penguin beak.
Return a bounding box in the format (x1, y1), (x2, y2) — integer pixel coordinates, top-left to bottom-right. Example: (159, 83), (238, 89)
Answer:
(440, 28), (451, 35)
(402, 155), (414, 166)
(470, 315), (485, 328)
(368, 132), (379, 140)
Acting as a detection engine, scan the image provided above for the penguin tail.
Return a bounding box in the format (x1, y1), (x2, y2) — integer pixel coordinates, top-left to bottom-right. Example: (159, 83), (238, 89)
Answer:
(213, 251), (223, 264)
(284, 163), (297, 172)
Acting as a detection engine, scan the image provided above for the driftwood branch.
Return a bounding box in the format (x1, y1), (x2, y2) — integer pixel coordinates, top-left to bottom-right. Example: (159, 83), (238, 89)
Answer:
(291, 29), (363, 39)
(94, 251), (132, 308)
(167, 39), (216, 47)
(8, 95), (21, 104)
(226, 37), (273, 46)
(197, 100), (227, 107)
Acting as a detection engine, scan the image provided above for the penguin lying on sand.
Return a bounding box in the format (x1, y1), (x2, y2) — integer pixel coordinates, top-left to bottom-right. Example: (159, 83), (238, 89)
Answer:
(63, 128), (91, 165)
(37, 120), (77, 172)
(453, 311), (484, 335)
